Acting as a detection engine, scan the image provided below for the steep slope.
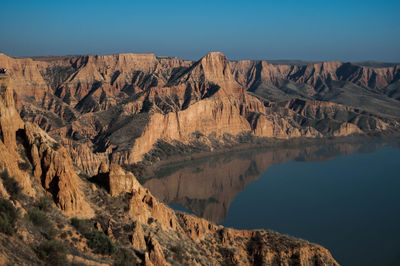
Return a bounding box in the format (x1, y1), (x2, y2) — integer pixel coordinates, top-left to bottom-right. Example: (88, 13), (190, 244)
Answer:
(0, 73), (92, 215)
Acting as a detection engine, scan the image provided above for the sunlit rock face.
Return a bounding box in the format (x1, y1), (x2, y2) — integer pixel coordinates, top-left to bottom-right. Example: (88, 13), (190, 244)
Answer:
(0, 74), (94, 216)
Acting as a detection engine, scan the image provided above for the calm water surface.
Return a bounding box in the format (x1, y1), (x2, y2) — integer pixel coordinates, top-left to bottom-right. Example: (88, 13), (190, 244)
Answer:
(142, 140), (400, 265)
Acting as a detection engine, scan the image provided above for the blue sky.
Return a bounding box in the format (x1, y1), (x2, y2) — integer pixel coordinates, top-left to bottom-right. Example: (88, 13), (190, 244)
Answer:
(1, 0), (399, 61)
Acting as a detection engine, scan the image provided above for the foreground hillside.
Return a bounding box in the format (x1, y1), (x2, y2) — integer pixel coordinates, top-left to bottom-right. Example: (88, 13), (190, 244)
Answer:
(0, 52), (399, 176)
(0, 74), (338, 265)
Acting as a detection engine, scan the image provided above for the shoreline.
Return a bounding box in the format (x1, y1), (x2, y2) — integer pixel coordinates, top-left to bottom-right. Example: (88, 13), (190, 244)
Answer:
(132, 134), (400, 181)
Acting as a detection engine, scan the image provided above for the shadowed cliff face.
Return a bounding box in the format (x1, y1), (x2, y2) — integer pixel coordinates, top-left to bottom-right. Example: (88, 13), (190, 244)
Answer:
(1, 52), (399, 176)
(142, 140), (395, 223)
(230, 60), (400, 119)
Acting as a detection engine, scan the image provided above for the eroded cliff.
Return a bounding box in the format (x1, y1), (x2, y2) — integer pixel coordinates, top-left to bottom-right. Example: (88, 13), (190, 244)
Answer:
(1, 52), (399, 175)
(0, 74), (92, 216)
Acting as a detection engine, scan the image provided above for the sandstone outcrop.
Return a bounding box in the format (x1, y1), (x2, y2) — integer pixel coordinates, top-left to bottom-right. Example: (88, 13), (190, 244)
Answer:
(21, 123), (92, 215)
(93, 163), (141, 197)
(0, 74), (92, 217)
(1, 74), (35, 196)
(144, 235), (168, 266)
(131, 222), (147, 251)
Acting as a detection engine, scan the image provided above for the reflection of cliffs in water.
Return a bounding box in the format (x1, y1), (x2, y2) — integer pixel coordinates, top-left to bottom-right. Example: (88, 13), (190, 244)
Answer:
(143, 156), (260, 224)
(143, 140), (398, 223)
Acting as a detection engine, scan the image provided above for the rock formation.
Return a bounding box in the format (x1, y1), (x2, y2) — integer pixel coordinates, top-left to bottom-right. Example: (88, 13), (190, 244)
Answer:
(0, 74), (33, 196)
(1, 52), (399, 175)
(0, 73), (92, 216)
(92, 162), (141, 197)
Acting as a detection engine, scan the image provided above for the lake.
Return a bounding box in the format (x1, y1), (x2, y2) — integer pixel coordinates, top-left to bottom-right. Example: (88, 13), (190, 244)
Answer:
(142, 139), (400, 265)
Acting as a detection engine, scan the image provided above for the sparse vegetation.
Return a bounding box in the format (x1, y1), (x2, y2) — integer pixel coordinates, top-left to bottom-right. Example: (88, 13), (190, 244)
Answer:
(28, 208), (56, 239)
(218, 247), (236, 265)
(51, 142), (61, 150)
(36, 240), (67, 266)
(37, 196), (53, 212)
(0, 169), (22, 199)
(71, 217), (116, 255)
(0, 198), (19, 235)
(169, 244), (185, 262)
(60, 231), (68, 239)
(70, 217), (92, 234)
(85, 230), (116, 255)
(192, 131), (204, 139)
(17, 161), (31, 171)
(113, 247), (137, 266)
(246, 232), (264, 265)
(42, 65), (75, 91)
(28, 208), (49, 227)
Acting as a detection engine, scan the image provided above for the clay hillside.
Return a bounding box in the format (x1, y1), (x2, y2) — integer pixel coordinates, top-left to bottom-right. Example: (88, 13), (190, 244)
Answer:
(0, 73), (339, 265)
(0, 52), (399, 177)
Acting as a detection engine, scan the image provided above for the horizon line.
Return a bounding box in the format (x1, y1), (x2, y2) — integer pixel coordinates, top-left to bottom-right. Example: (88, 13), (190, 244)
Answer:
(2, 51), (399, 65)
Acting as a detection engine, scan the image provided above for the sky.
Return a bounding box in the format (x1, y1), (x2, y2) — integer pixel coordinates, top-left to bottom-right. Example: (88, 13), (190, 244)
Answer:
(1, 0), (399, 62)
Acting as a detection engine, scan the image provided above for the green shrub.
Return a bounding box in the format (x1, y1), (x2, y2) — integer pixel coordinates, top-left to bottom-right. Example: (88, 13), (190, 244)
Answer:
(71, 218), (115, 255)
(70, 217), (91, 234)
(113, 247), (137, 266)
(0, 169), (21, 199)
(51, 142), (61, 151)
(37, 196), (53, 212)
(60, 231), (68, 239)
(28, 208), (56, 239)
(28, 208), (50, 227)
(0, 199), (19, 235)
(84, 230), (115, 255)
(170, 244), (184, 254)
(36, 240), (67, 266)
(17, 161), (30, 171)
(170, 244), (185, 262)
